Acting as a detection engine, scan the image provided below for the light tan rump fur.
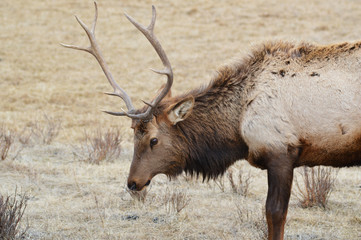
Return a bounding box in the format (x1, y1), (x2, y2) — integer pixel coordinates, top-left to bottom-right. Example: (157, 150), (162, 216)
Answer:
(240, 41), (361, 167)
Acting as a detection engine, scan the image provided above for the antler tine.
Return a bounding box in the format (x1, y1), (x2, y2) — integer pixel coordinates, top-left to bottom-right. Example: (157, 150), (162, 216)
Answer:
(61, 1), (135, 114)
(91, 2), (97, 34)
(103, 110), (131, 117)
(124, 6), (173, 119)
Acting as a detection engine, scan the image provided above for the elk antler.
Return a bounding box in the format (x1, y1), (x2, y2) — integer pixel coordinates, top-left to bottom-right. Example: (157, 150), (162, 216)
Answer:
(61, 1), (173, 120)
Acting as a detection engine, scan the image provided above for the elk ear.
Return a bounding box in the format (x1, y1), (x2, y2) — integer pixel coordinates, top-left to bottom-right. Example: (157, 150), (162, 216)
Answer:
(167, 97), (194, 125)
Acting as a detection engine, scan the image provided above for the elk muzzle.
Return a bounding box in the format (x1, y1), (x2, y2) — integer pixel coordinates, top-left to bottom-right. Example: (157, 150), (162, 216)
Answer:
(127, 178), (151, 191)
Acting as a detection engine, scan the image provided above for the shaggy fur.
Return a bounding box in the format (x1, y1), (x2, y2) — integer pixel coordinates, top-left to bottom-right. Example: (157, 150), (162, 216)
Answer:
(129, 40), (361, 240)
(145, 41), (361, 177)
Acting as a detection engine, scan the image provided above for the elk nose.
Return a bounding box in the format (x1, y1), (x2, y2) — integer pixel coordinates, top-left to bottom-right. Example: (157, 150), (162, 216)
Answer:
(128, 181), (137, 191)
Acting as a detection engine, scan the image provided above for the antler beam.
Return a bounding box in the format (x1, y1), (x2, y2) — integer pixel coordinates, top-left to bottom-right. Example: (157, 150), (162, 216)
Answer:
(62, 2), (173, 120)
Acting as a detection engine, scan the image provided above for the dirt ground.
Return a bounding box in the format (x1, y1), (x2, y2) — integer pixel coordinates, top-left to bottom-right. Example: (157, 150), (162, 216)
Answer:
(0, 0), (360, 239)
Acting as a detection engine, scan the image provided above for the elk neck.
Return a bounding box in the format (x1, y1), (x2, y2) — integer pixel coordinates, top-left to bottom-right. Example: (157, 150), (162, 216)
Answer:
(169, 61), (264, 180)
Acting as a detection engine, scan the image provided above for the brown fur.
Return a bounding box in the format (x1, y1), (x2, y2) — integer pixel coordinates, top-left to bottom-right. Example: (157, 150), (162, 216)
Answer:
(127, 40), (361, 240)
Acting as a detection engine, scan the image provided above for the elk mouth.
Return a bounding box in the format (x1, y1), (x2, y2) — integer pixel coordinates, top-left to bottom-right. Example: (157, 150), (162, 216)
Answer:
(127, 179), (152, 191)
(145, 180), (151, 186)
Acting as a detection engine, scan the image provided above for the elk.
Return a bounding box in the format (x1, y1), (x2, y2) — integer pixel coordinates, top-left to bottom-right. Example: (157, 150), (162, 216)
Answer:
(62, 2), (361, 240)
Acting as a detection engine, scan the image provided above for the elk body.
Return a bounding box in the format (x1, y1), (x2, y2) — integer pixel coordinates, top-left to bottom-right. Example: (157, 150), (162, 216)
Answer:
(63, 3), (361, 240)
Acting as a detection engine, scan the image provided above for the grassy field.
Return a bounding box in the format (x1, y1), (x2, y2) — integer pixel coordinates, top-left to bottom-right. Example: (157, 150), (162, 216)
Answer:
(1, 0), (360, 239)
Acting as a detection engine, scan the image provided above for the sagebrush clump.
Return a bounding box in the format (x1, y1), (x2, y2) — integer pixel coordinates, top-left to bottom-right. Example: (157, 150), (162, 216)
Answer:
(294, 166), (337, 208)
(0, 190), (28, 239)
(82, 128), (122, 164)
(0, 126), (14, 161)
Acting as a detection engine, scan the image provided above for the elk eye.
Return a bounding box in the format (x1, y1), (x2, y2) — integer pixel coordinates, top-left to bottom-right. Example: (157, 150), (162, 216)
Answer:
(150, 138), (158, 148)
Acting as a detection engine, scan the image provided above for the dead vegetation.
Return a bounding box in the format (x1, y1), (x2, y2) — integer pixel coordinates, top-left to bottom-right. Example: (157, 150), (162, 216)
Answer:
(212, 167), (252, 196)
(16, 128), (32, 146)
(161, 187), (190, 213)
(81, 128), (122, 164)
(0, 126), (14, 161)
(0, 126), (26, 161)
(294, 166), (338, 208)
(28, 114), (61, 145)
(0, 115), (62, 161)
(0, 189), (28, 240)
(227, 168), (252, 197)
(236, 203), (268, 240)
(126, 184), (190, 214)
(0, 0), (361, 239)
(126, 187), (149, 203)
(213, 176), (226, 192)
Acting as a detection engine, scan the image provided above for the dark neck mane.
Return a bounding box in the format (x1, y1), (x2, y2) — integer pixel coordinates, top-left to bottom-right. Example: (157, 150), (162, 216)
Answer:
(172, 61), (254, 179)
(154, 41), (319, 179)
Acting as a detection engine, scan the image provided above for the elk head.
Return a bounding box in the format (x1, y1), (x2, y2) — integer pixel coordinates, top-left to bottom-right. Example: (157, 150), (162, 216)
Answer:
(62, 2), (193, 191)
(128, 95), (195, 190)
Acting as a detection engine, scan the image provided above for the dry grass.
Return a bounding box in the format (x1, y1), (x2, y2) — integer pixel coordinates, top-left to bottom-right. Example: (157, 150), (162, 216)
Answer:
(0, 126), (27, 161)
(227, 168), (252, 197)
(0, 126), (14, 161)
(29, 114), (61, 145)
(213, 176), (226, 192)
(17, 127), (32, 146)
(0, 189), (28, 240)
(0, 0), (361, 239)
(294, 166), (338, 208)
(126, 184), (190, 213)
(231, 190), (270, 239)
(161, 187), (191, 214)
(236, 204), (268, 240)
(80, 127), (122, 164)
(126, 187), (149, 203)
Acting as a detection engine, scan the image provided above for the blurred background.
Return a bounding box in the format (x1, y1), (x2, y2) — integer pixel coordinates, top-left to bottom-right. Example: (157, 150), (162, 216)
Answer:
(1, 0), (361, 144)
(0, 1), (360, 239)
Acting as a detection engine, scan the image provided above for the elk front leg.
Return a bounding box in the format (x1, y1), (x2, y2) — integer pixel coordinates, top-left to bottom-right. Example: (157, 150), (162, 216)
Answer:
(265, 152), (294, 240)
